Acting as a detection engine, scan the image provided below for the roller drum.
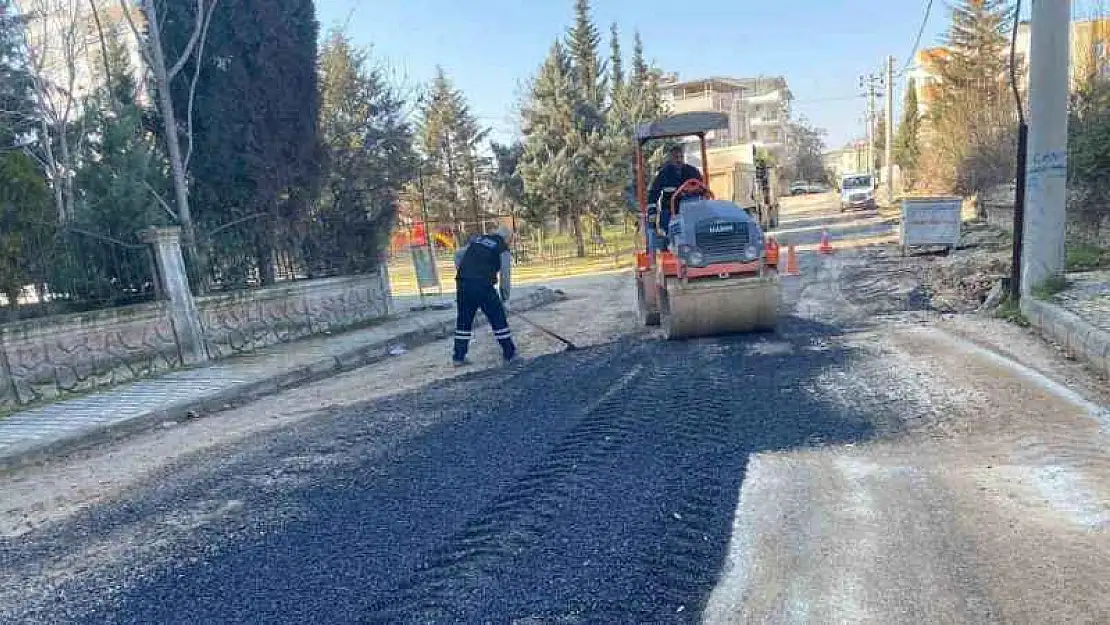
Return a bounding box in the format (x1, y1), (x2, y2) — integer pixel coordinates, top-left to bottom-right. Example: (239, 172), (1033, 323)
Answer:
(661, 275), (780, 339)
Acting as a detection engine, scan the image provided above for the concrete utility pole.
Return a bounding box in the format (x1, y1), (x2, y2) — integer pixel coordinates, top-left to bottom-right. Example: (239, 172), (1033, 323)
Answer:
(1020, 0), (1071, 296)
(885, 55), (895, 205)
(860, 72), (882, 178)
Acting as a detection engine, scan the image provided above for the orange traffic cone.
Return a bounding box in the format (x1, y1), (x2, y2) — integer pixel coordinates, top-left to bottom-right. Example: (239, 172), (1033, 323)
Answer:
(784, 244), (800, 276)
(765, 236), (779, 267)
(818, 229), (834, 254)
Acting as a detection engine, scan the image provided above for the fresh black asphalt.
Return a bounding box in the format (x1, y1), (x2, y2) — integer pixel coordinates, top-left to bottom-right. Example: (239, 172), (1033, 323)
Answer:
(0, 305), (911, 624)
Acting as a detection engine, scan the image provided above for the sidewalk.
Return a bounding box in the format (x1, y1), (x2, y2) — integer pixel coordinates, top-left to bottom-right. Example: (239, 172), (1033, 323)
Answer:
(1022, 270), (1110, 379)
(0, 285), (564, 473)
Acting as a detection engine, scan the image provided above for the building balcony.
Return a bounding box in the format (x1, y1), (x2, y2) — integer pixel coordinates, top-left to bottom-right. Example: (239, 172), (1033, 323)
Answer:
(744, 90), (786, 105)
(749, 117), (784, 128)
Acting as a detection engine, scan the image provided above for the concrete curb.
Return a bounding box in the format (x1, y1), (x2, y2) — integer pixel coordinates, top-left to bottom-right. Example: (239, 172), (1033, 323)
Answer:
(0, 287), (566, 475)
(1021, 296), (1110, 378)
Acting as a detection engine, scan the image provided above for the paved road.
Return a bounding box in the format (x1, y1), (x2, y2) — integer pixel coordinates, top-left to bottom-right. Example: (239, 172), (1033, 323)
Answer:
(2, 194), (1109, 624)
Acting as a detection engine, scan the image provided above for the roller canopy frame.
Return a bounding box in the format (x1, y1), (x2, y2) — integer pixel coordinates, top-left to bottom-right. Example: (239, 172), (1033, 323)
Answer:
(633, 112), (727, 263)
(633, 111), (730, 142)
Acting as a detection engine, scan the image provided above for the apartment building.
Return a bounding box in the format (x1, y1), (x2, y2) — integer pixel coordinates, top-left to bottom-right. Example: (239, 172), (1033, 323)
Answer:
(13, 0), (148, 114)
(659, 74), (793, 164)
(906, 17), (1110, 118)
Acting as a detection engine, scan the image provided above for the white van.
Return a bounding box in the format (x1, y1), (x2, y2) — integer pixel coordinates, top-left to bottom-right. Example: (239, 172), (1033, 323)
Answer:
(839, 173), (876, 212)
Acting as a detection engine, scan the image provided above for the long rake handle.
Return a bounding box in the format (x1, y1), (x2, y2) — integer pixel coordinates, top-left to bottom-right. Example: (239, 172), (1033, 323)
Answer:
(509, 310), (578, 350)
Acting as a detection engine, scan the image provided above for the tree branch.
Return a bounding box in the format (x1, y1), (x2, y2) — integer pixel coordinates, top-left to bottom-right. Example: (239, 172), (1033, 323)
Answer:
(143, 180), (180, 221)
(167, 0), (208, 81)
(119, 0), (156, 70)
(88, 0), (117, 113)
(184, 0), (218, 170)
(206, 212), (268, 237)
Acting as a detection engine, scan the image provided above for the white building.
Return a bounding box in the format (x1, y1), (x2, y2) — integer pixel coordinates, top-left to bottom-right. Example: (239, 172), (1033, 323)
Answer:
(659, 74), (793, 163)
(14, 0), (148, 116)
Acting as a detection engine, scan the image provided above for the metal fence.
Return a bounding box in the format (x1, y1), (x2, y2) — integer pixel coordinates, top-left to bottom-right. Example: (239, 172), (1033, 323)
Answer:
(1, 227), (160, 322)
(388, 215), (641, 267)
(195, 211), (393, 293)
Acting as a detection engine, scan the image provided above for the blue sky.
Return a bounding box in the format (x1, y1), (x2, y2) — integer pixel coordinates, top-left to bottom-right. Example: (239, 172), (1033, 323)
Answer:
(315, 0), (954, 149)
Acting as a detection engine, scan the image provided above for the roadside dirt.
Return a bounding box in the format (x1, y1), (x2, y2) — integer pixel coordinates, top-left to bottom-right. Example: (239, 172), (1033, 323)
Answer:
(0, 273), (640, 540)
(705, 318), (1110, 624)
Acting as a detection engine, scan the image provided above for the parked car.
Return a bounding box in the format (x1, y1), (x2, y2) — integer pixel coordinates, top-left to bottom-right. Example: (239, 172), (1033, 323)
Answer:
(789, 181), (809, 195)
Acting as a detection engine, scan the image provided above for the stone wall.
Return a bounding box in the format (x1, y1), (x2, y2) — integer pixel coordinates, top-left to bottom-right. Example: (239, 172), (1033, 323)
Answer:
(198, 272), (391, 359)
(981, 183), (1110, 247)
(0, 268), (391, 411)
(0, 302), (181, 410)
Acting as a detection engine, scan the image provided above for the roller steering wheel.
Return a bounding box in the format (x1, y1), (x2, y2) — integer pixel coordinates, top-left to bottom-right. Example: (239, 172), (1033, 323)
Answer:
(670, 178), (714, 214)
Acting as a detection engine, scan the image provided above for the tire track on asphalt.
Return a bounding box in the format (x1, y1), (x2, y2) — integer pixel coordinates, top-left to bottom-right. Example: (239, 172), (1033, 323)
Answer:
(362, 357), (650, 623)
(0, 348), (629, 624)
(631, 345), (766, 622)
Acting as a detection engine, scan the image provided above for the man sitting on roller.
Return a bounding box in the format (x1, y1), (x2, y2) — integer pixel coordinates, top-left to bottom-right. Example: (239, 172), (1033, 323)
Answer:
(646, 144), (704, 250)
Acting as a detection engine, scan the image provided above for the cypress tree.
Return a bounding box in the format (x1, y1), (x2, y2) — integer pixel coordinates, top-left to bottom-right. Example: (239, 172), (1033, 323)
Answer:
(160, 0), (324, 286)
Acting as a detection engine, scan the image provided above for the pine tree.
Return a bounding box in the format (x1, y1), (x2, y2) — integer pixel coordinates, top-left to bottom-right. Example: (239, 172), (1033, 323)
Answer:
(519, 42), (578, 233)
(313, 29), (416, 276)
(161, 0), (325, 286)
(894, 79), (921, 188)
(490, 141), (526, 215)
(418, 67), (489, 234)
(517, 14), (669, 252)
(68, 25), (170, 299)
(0, 0), (53, 316)
(609, 22), (624, 98)
(563, 0), (610, 248)
(927, 0), (1016, 194)
(0, 0), (36, 148)
(627, 30), (665, 124)
(567, 0), (606, 113)
(873, 112), (886, 171)
(631, 31), (648, 95)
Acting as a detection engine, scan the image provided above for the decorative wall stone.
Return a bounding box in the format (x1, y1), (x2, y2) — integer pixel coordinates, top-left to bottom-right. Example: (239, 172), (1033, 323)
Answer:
(197, 271), (390, 359)
(0, 268), (392, 410)
(0, 303), (181, 410)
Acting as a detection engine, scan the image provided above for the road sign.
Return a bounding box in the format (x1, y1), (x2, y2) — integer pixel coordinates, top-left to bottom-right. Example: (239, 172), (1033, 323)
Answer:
(410, 244), (440, 294)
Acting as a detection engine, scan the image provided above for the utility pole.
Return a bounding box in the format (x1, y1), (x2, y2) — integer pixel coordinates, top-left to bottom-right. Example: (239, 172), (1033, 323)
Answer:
(1020, 0), (1071, 296)
(859, 72), (882, 178)
(885, 55), (895, 205)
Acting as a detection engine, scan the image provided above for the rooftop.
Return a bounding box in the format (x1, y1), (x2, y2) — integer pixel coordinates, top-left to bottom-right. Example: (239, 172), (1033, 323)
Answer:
(661, 74), (794, 101)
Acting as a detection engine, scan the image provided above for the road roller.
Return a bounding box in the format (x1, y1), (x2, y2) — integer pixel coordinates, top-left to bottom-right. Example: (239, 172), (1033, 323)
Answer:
(632, 111), (781, 340)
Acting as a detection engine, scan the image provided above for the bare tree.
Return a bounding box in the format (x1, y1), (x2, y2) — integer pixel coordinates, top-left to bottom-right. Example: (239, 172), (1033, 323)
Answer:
(120, 0), (218, 266)
(14, 0), (91, 224)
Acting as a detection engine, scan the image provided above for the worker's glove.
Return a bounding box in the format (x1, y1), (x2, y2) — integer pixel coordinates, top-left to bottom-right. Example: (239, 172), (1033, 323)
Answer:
(500, 288), (510, 303)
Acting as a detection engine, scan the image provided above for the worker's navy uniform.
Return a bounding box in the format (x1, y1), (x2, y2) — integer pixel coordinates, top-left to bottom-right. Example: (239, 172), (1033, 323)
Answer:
(646, 162), (703, 250)
(453, 233), (516, 363)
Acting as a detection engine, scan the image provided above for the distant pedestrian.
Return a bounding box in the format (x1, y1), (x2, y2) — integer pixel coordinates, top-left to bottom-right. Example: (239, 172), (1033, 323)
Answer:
(451, 224), (517, 366)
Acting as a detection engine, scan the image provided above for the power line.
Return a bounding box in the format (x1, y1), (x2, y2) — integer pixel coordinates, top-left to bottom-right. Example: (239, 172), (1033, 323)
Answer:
(897, 0), (936, 78)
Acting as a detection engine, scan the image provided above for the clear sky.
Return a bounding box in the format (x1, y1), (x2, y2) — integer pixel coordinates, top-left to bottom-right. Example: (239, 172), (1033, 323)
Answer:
(315, 0), (954, 150)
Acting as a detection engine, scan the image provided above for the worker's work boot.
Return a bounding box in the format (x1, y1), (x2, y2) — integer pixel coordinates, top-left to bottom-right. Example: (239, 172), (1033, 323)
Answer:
(500, 341), (517, 363)
(452, 358), (470, 367)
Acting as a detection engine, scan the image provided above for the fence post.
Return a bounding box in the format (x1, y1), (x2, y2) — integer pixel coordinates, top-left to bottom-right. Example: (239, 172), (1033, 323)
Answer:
(141, 226), (209, 366)
(0, 329), (18, 407)
(379, 251), (394, 316)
